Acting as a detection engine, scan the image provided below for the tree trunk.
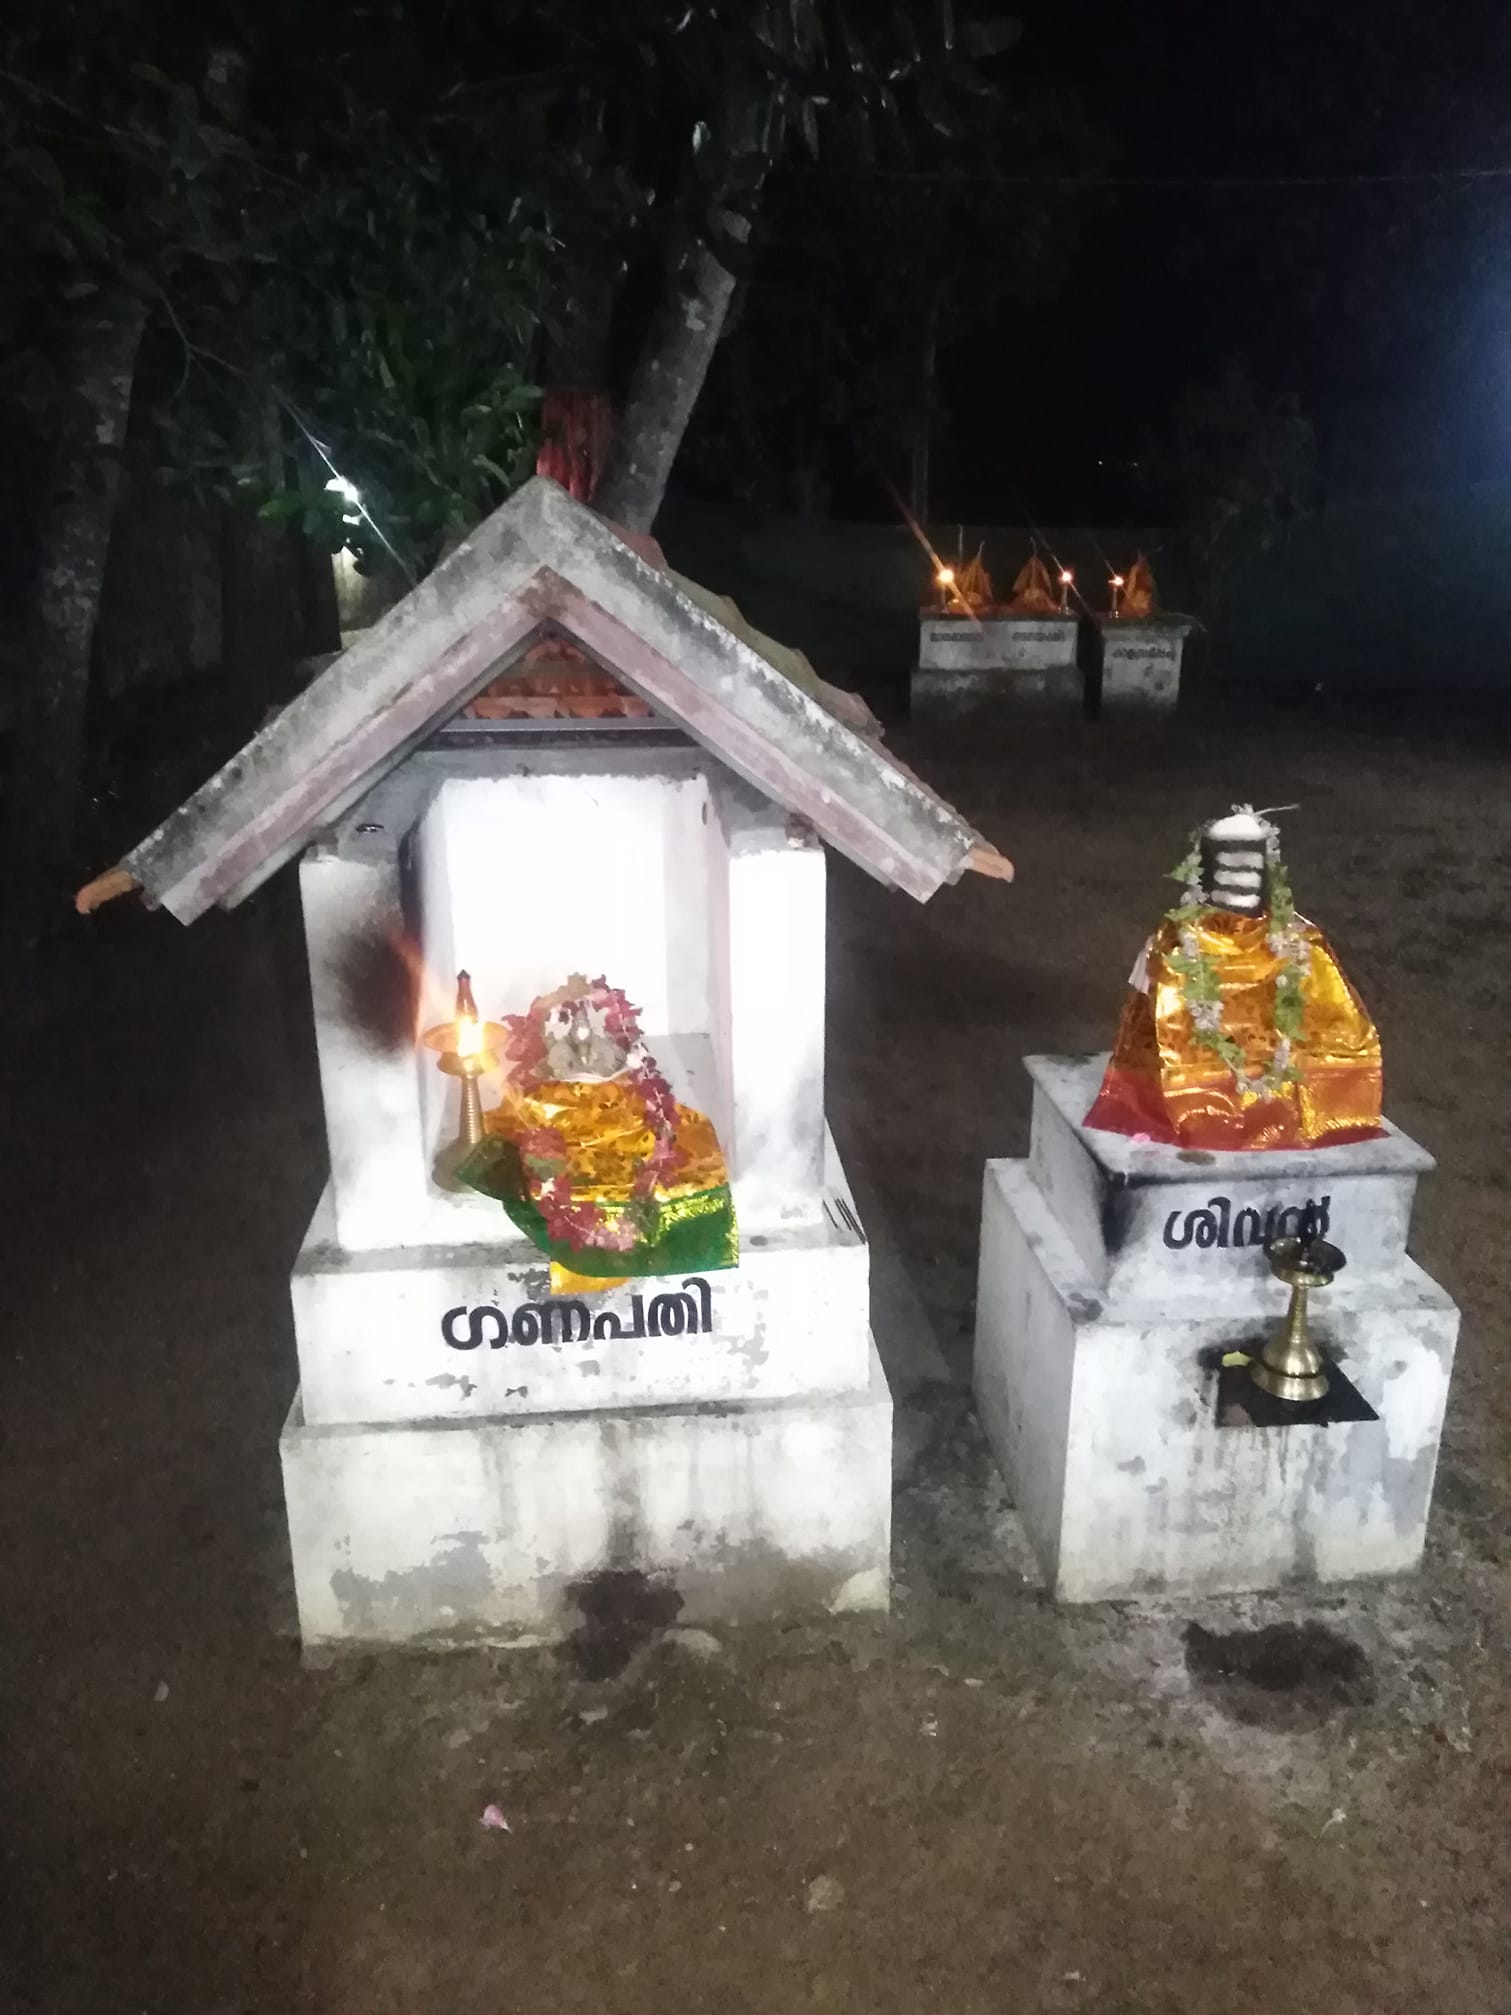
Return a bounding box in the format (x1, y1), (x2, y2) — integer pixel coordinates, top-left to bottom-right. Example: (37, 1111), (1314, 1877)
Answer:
(5, 304), (145, 947)
(595, 92), (773, 533)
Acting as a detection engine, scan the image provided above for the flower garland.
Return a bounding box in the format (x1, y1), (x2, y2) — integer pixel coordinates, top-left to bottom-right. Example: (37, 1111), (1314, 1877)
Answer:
(500, 976), (687, 1254)
(1162, 807), (1310, 1102)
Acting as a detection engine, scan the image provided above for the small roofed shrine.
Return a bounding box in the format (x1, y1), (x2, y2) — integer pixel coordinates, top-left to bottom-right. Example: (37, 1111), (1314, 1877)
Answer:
(81, 475), (1012, 1650)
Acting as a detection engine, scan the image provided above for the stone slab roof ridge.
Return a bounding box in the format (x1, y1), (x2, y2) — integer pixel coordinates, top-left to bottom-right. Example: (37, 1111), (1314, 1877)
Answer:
(78, 476), (1012, 921)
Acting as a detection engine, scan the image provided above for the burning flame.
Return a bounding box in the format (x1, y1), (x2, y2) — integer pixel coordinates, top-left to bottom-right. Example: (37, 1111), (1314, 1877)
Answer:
(1058, 569), (1074, 587)
(935, 566), (956, 587)
(453, 971), (483, 1058)
(1110, 573), (1125, 590)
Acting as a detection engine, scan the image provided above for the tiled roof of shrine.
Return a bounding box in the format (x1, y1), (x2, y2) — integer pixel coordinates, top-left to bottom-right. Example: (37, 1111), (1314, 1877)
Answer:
(79, 477), (1010, 921)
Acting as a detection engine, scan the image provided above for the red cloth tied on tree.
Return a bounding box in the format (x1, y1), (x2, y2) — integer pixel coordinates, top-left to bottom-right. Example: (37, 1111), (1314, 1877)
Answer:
(535, 386), (616, 502)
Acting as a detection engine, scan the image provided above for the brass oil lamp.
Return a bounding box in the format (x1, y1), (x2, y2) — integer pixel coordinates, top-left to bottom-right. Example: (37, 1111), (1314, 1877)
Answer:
(422, 971), (505, 1151)
(1250, 1226), (1346, 1405)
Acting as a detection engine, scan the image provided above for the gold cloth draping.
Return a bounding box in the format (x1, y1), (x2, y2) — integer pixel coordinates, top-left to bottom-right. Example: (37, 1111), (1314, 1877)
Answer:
(475, 1076), (737, 1292)
(489, 1078), (729, 1200)
(1085, 912), (1384, 1151)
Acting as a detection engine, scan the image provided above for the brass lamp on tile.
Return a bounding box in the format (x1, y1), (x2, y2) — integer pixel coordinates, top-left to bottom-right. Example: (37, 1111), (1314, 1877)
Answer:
(1251, 1232), (1346, 1405)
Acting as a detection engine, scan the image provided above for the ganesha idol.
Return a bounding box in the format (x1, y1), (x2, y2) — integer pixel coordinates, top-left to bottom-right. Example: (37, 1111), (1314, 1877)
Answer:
(456, 975), (737, 1293)
(1085, 807), (1384, 1153)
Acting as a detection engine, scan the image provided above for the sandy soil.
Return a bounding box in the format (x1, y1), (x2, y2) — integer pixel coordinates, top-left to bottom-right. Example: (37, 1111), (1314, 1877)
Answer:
(3, 701), (1509, 2013)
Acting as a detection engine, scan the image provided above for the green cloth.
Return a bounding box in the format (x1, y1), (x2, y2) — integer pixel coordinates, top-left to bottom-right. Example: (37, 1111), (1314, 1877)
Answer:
(456, 1135), (738, 1280)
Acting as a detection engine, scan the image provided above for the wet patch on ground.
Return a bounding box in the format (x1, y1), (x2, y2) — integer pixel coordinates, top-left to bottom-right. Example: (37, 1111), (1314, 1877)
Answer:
(560, 1567), (685, 1680)
(1184, 1619), (1376, 1731)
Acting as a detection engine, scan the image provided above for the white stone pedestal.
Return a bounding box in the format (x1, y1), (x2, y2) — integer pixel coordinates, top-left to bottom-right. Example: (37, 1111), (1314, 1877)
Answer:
(282, 1346), (891, 1645)
(973, 1056), (1459, 1602)
(912, 614), (1083, 714)
(1094, 616), (1195, 710)
(282, 1127), (891, 1648)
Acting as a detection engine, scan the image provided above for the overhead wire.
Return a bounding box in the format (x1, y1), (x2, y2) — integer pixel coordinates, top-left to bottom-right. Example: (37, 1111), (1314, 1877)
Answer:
(785, 160), (1511, 192)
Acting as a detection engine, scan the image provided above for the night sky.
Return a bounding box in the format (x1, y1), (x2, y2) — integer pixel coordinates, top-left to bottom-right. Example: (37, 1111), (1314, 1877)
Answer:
(934, 0), (1511, 523)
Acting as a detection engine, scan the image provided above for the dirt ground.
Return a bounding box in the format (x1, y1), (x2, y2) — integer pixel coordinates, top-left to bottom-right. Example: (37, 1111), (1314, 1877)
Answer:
(3, 701), (1509, 2013)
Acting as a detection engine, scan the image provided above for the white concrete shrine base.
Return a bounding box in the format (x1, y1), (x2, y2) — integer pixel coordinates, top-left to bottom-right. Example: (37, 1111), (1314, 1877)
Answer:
(281, 1340), (892, 1647)
(911, 614), (1084, 716)
(972, 1056), (1460, 1604)
(1093, 616), (1195, 711)
(976, 1163), (1457, 1602)
(289, 1173), (871, 1427)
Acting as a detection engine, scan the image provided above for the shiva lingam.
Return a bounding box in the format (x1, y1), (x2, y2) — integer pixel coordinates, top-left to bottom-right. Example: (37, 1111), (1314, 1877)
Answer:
(1251, 1212), (1347, 1405)
(422, 971), (506, 1151)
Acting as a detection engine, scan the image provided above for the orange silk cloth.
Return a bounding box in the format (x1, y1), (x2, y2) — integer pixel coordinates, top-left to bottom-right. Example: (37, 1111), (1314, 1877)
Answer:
(1085, 912), (1384, 1151)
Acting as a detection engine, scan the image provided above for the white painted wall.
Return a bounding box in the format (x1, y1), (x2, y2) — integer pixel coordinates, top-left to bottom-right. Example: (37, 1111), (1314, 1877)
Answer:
(416, 769), (712, 1043)
(711, 776), (827, 1221)
(301, 846), (435, 1252)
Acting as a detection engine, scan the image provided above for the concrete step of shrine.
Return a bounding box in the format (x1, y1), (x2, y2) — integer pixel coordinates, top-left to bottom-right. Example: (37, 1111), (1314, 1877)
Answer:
(280, 1340), (892, 1646)
(1025, 1053), (1434, 1303)
(292, 1169), (871, 1428)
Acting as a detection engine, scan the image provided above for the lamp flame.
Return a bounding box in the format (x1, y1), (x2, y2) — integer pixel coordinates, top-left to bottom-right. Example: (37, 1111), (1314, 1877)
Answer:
(453, 970), (483, 1058)
(1058, 569), (1074, 586)
(936, 566), (956, 586)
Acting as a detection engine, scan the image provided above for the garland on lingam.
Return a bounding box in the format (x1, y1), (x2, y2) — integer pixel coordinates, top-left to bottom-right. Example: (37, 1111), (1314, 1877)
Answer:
(1162, 806), (1311, 1103)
